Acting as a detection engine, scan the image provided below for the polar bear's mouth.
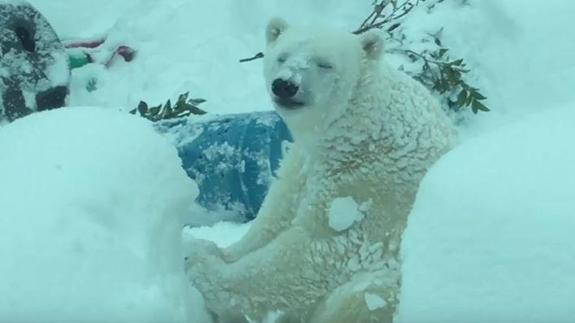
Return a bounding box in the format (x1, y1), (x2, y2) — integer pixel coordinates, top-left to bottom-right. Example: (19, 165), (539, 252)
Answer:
(273, 97), (305, 109)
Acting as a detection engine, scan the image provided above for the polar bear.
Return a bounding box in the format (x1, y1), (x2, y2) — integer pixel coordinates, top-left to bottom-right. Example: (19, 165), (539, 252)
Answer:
(186, 18), (457, 323)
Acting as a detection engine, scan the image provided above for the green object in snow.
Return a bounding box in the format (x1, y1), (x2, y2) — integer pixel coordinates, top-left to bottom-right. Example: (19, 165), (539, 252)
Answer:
(67, 50), (91, 69)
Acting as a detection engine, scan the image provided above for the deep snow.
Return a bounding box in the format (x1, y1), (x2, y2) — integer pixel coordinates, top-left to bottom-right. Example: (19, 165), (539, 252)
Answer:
(27, 0), (575, 128)
(397, 104), (575, 322)
(0, 107), (209, 323)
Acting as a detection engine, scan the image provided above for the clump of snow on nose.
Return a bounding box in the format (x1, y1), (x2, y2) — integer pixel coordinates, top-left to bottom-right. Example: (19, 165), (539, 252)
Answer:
(276, 55), (311, 85)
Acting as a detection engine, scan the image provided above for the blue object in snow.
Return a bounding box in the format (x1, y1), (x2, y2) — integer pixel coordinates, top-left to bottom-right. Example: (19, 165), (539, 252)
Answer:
(157, 111), (292, 222)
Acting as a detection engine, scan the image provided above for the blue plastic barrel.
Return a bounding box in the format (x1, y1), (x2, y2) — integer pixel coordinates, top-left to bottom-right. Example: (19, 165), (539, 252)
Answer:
(157, 111), (292, 222)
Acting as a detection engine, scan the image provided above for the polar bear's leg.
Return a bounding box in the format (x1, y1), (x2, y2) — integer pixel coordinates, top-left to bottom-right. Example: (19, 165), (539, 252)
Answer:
(223, 147), (305, 262)
(188, 225), (317, 321)
(309, 270), (401, 323)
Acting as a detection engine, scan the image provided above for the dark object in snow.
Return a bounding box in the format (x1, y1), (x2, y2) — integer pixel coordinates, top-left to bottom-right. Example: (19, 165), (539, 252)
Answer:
(156, 111), (293, 223)
(0, 1), (70, 122)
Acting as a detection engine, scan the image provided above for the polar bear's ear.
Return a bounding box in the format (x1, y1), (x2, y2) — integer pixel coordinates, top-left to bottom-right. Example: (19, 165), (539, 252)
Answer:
(359, 31), (384, 60)
(266, 18), (289, 45)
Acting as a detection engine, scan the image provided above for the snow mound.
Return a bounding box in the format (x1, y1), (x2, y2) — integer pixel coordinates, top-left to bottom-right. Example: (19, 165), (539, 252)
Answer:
(0, 107), (206, 323)
(397, 105), (575, 322)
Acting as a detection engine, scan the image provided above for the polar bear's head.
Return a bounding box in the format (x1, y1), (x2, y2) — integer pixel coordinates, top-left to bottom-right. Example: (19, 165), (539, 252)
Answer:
(263, 18), (383, 140)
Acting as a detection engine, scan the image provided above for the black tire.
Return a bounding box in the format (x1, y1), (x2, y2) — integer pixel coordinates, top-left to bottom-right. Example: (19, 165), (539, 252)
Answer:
(0, 1), (70, 122)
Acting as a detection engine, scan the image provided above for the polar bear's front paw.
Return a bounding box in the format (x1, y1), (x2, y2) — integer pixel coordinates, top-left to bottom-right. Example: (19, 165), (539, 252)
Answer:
(185, 238), (225, 267)
(185, 239), (227, 291)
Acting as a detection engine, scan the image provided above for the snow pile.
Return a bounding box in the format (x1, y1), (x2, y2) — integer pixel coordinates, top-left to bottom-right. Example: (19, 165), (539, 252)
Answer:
(0, 107), (209, 323)
(328, 197), (365, 232)
(27, 0), (371, 115)
(397, 104), (575, 322)
(25, 0), (575, 127)
(395, 0), (575, 132)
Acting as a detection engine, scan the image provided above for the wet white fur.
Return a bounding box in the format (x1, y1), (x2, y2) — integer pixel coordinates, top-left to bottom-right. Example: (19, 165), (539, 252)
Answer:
(187, 18), (457, 323)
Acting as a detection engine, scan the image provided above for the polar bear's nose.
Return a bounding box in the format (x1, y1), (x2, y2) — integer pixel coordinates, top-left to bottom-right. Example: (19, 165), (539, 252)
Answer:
(272, 78), (299, 99)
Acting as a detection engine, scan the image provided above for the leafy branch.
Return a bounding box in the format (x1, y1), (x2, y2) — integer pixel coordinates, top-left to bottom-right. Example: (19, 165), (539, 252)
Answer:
(130, 92), (207, 122)
(356, 0), (489, 113)
(353, 0), (427, 34)
(237, 0), (489, 113)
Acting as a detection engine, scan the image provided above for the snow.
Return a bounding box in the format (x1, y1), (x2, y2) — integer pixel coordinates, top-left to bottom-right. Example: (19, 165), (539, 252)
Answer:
(397, 104), (575, 322)
(328, 197), (365, 232)
(364, 292), (387, 311)
(0, 107), (207, 323)
(27, 0), (371, 115)
(22, 0), (575, 124)
(185, 221), (249, 249)
(394, 0), (575, 134)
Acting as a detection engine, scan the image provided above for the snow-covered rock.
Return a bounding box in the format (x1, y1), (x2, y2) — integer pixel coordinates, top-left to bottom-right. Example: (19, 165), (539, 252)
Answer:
(397, 105), (575, 322)
(0, 107), (208, 323)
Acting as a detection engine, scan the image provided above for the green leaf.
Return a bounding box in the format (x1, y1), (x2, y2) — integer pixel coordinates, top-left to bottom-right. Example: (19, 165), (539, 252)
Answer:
(137, 101), (148, 114)
(438, 48), (448, 58)
(189, 105), (208, 115)
(473, 91), (487, 100)
(464, 91), (474, 107)
(450, 58), (464, 66)
(387, 23), (401, 32)
(444, 67), (461, 87)
(189, 98), (206, 105)
(177, 92), (189, 105)
(471, 100), (490, 113)
(149, 106), (161, 116)
(456, 89), (467, 108)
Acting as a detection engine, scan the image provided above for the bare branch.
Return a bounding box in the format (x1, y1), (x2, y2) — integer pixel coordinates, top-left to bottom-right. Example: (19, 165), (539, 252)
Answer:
(239, 52), (264, 63)
(353, 0), (426, 34)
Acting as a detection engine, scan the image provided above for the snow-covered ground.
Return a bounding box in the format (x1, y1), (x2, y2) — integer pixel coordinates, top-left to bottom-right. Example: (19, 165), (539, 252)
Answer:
(0, 107), (210, 322)
(2, 0), (575, 322)
(28, 0), (575, 127)
(397, 104), (575, 322)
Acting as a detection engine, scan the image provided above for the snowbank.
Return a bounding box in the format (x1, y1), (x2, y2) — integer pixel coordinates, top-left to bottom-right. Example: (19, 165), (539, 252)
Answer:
(397, 104), (575, 322)
(27, 0), (371, 115)
(396, 0), (575, 133)
(26, 0), (575, 129)
(0, 107), (209, 323)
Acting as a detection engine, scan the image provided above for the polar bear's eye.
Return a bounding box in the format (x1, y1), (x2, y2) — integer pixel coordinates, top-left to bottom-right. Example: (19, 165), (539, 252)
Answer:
(277, 56), (287, 64)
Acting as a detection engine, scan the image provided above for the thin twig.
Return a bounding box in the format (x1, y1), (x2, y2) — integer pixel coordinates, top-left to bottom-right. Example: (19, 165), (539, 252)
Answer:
(239, 52), (264, 63)
(353, 0), (424, 34)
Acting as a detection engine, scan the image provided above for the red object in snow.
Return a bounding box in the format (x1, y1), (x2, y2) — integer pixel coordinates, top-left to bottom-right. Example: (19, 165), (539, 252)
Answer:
(105, 45), (136, 68)
(64, 37), (106, 49)
(65, 37), (136, 69)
